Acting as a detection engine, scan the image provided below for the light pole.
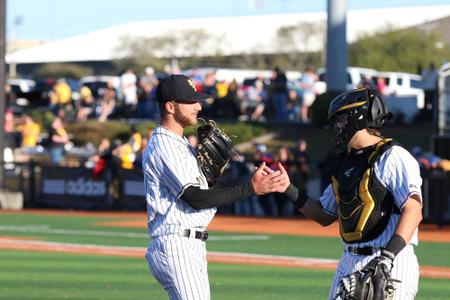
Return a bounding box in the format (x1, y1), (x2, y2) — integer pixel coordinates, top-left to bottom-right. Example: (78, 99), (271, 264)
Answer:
(0, 0), (6, 191)
(326, 0), (348, 93)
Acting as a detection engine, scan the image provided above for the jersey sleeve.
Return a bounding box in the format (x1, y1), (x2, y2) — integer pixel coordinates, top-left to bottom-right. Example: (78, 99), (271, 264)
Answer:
(152, 137), (203, 198)
(374, 145), (423, 210)
(319, 184), (338, 217)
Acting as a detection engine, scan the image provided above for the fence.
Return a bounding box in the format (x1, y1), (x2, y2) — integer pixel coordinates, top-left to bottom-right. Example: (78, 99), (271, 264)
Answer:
(1, 161), (449, 225)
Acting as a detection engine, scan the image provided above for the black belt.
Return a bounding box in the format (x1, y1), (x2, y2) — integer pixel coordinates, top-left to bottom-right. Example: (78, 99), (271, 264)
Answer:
(178, 229), (209, 241)
(347, 246), (381, 256)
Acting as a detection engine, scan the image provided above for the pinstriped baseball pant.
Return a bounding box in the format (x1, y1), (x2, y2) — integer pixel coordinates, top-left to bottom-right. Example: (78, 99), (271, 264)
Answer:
(329, 244), (419, 300)
(146, 235), (210, 300)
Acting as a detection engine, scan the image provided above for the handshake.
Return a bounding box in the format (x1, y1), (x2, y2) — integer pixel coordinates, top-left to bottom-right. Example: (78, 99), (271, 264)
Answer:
(251, 162), (296, 196)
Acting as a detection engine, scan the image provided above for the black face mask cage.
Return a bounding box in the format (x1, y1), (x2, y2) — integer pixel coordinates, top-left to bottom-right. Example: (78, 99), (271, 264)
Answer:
(325, 112), (351, 153)
(325, 107), (367, 154)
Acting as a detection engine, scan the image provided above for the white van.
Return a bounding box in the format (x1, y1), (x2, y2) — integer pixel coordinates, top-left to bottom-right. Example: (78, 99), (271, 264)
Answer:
(315, 66), (378, 93)
(375, 72), (424, 109)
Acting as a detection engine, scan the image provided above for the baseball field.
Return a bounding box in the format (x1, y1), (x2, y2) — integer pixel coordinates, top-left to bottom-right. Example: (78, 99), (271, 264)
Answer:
(0, 209), (449, 300)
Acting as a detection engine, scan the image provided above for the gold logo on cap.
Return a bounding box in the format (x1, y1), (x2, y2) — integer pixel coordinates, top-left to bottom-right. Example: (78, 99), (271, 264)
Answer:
(187, 79), (197, 91)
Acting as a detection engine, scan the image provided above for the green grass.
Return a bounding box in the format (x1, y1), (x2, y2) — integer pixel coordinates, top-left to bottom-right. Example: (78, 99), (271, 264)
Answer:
(1, 212), (450, 299)
(0, 250), (449, 300)
(1, 213), (450, 268)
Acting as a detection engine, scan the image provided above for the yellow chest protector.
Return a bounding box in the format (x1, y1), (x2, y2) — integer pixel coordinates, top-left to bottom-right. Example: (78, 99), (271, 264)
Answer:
(331, 139), (399, 243)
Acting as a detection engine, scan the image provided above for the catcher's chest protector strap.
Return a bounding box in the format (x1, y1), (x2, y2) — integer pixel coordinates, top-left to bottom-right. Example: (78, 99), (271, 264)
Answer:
(332, 138), (399, 243)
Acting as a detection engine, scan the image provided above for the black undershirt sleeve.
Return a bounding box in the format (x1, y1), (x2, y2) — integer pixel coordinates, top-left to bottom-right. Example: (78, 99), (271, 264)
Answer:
(181, 180), (255, 210)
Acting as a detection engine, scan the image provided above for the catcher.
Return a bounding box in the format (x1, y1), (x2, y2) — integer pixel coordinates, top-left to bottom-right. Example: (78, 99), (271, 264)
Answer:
(143, 74), (290, 300)
(281, 88), (422, 299)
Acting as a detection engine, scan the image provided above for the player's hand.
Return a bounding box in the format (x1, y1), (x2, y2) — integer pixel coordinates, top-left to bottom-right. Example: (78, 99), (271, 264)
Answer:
(271, 163), (291, 193)
(251, 162), (280, 195)
(251, 162), (290, 195)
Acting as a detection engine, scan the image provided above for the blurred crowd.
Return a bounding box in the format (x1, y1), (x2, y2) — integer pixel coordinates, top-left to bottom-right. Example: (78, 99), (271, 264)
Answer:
(3, 62), (446, 215)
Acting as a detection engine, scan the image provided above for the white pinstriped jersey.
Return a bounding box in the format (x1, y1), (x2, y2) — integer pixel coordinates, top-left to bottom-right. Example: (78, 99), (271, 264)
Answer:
(320, 145), (423, 300)
(143, 126), (216, 238)
(319, 145), (422, 248)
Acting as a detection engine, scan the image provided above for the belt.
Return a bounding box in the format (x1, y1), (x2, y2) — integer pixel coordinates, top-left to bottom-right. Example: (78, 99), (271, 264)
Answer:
(177, 229), (209, 241)
(347, 246), (381, 256)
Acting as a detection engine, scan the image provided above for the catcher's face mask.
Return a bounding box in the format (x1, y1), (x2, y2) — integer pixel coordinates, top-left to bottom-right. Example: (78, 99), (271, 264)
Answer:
(325, 112), (352, 154)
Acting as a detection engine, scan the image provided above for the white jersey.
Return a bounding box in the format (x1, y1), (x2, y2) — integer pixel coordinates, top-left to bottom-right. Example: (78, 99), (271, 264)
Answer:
(320, 145), (422, 300)
(143, 126), (216, 238)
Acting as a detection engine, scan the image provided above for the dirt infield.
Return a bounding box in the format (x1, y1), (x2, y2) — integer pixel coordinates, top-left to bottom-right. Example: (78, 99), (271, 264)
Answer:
(1, 209), (450, 279)
(100, 215), (450, 243)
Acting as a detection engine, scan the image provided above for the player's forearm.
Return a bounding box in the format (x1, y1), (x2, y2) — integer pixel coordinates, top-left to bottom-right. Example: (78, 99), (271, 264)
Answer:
(394, 196), (423, 245)
(181, 180), (255, 210)
(284, 184), (336, 226)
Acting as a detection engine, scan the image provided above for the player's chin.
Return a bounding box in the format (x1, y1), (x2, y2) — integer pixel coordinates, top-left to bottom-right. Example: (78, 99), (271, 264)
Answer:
(190, 116), (199, 125)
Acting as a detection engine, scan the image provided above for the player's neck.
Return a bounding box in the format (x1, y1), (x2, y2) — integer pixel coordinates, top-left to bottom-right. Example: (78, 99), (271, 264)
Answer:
(161, 118), (184, 137)
(347, 130), (382, 151)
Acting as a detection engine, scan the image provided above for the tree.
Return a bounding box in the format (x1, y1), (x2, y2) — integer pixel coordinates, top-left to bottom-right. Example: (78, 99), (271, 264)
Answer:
(33, 63), (93, 80)
(113, 29), (221, 71)
(349, 26), (450, 73)
(275, 21), (325, 70)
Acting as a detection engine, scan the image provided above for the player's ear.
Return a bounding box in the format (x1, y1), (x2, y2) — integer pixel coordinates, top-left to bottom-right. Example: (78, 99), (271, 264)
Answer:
(165, 101), (176, 114)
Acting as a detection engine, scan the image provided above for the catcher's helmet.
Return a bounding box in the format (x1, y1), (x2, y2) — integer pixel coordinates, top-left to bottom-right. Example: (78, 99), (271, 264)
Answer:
(324, 88), (390, 153)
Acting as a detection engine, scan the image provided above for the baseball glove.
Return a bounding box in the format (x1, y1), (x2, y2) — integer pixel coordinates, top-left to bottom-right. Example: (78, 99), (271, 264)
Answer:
(196, 119), (233, 183)
(335, 250), (400, 300)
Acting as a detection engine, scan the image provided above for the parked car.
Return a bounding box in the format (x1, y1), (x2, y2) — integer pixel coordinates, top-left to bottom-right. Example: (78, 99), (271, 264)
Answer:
(79, 76), (120, 99)
(375, 72), (425, 109)
(316, 66), (378, 93)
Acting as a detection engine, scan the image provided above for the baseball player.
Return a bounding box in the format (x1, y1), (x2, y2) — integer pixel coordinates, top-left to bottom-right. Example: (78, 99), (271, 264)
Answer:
(143, 74), (288, 300)
(282, 88), (423, 299)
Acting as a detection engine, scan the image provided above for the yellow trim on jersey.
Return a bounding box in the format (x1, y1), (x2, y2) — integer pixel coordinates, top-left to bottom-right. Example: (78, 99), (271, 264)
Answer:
(368, 138), (393, 162)
(336, 101), (368, 113)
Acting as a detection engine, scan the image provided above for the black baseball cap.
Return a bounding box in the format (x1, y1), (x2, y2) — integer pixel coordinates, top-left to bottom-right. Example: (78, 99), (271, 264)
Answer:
(156, 74), (211, 103)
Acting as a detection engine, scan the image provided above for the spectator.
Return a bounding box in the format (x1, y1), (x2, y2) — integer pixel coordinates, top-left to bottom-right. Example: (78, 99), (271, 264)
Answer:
(50, 78), (72, 114)
(117, 142), (135, 170)
(376, 77), (387, 96)
(133, 136), (149, 170)
(243, 79), (267, 121)
(4, 108), (19, 150)
(269, 67), (289, 120)
(120, 68), (138, 115)
(358, 74), (376, 91)
(76, 86), (94, 121)
(292, 138), (311, 200)
(216, 79), (241, 119)
(271, 146), (295, 216)
(200, 72), (218, 117)
(252, 144), (277, 216)
(96, 86), (117, 122)
(48, 117), (70, 164)
(411, 146), (450, 172)
(286, 89), (301, 121)
(300, 67), (318, 123)
(129, 126), (143, 153)
(18, 115), (41, 149)
(421, 62), (439, 112)
(138, 66), (159, 119)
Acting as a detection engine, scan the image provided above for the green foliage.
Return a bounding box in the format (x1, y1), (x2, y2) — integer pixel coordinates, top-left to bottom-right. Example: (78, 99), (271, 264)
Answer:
(349, 27), (450, 73)
(33, 63), (94, 80)
(310, 91), (342, 127)
(64, 120), (264, 146)
(184, 121), (267, 145)
(66, 120), (134, 146)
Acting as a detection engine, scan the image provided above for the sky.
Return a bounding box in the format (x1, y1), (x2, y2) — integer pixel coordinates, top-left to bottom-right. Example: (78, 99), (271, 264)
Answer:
(7, 0), (450, 41)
